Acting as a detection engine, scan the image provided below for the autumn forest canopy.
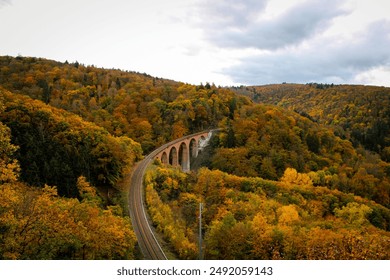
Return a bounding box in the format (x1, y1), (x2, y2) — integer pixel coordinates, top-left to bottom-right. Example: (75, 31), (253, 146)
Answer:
(0, 55), (389, 259)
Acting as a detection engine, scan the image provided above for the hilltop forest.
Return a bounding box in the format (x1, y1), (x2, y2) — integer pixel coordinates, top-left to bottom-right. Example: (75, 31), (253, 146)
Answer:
(0, 56), (389, 259)
(232, 83), (390, 161)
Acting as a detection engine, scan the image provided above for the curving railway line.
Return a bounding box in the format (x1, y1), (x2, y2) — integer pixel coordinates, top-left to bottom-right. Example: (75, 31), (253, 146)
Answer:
(128, 151), (168, 260)
(128, 130), (215, 260)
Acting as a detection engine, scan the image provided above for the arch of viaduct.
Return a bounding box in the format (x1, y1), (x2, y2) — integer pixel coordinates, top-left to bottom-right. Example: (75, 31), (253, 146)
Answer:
(153, 130), (214, 172)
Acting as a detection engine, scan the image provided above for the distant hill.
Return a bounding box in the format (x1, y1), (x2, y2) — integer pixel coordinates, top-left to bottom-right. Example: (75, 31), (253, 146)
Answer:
(231, 83), (390, 161)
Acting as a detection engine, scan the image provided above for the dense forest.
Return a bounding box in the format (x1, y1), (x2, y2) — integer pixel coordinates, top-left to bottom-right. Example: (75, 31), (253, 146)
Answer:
(1, 90), (142, 197)
(0, 96), (136, 259)
(231, 83), (390, 161)
(0, 56), (246, 153)
(145, 165), (390, 259)
(1, 56), (389, 259)
(0, 55), (247, 259)
(143, 95), (390, 259)
(212, 103), (390, 208)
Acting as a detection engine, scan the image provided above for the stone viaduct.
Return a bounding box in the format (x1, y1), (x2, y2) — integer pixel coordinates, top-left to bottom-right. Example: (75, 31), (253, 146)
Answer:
(153, 130), (215, 172)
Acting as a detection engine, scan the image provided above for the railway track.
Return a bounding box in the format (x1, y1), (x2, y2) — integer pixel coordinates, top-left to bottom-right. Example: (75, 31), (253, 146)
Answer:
(128, 130), (215, 260)
(128, 152), (168, 260)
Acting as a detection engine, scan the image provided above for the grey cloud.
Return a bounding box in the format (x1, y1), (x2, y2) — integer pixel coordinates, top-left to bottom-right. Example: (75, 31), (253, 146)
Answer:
(199, 0), (348, 50)
(222, 20), (390, 85)
(0, 0), (11, 7)
(198, 0), (269, 28)
(336, 21), (390, 69)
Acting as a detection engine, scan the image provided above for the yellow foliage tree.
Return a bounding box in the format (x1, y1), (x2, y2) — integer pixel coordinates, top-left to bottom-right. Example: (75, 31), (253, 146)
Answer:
(277, 205), (300, 225)
(281, 168), (313, 187)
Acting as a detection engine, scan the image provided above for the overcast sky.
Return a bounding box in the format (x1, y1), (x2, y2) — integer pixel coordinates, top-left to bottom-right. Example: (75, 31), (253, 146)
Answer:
(1, 0), (389, 86)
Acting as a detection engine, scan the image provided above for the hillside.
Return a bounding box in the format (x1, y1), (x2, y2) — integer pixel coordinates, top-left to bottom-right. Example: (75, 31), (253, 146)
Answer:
(211, 103), (390, 208)
(0, 55), (248, 153)
(1, 56), (389, 260)
(231, 83), (390, 161)
(0, 94), (137, 259)
(0, 89), (142, 196)
(0, 55), (249, 259)
(144, 164), (390, 259)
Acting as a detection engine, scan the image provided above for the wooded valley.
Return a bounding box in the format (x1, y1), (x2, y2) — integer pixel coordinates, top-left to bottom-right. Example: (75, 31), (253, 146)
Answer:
(0, 56), (389, 259)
